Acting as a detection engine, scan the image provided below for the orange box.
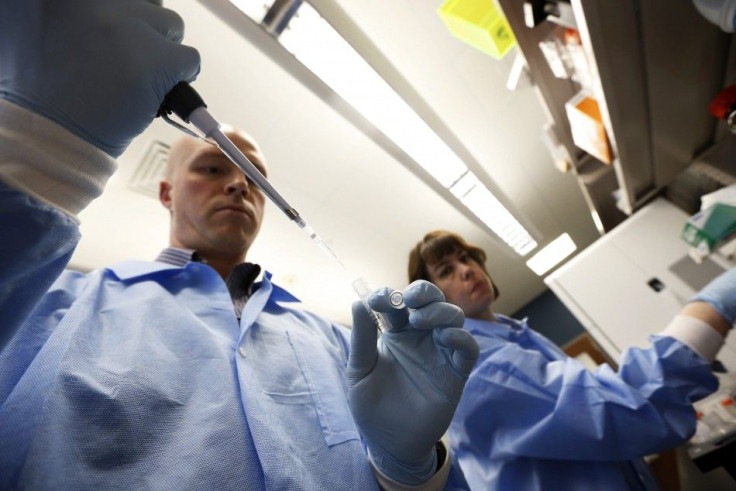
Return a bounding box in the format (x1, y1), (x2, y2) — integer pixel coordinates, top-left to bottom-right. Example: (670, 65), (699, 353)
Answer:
(565, 92), (612, 164)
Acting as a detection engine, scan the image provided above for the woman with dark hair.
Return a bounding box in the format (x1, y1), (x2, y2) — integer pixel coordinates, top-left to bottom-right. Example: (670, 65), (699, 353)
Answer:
(409, 230), (734, 491)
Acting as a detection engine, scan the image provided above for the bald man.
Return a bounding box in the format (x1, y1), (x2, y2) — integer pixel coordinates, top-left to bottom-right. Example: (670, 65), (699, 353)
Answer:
(159, 130), (267, 279)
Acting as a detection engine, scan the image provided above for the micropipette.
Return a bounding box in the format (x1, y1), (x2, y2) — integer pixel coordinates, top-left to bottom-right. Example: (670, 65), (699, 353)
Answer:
(158, 82), (398, 332)
(158, 82), (342, 265)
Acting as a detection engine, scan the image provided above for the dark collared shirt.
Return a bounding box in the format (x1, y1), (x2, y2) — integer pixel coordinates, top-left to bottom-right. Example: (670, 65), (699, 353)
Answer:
(155, 247), (261, 319)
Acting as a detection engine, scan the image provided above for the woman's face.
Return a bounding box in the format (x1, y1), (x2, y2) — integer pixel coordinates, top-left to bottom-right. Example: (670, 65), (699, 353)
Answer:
(426, 249), (495, 319)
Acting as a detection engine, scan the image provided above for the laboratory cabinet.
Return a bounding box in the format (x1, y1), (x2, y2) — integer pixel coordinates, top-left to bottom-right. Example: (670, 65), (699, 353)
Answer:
(545, 198), (736, 370)
(498, 0), (735, 232)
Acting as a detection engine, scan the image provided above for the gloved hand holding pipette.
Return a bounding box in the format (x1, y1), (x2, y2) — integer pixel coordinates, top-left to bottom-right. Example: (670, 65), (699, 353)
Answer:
(0, 0), (200, 157)
(347, 280), (480, 486)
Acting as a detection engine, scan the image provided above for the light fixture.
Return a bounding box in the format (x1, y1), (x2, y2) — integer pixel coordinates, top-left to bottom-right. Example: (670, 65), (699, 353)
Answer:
(229, 0), (538, 256)
(525, 233), (576, 276)
(230, 0), (273, 24)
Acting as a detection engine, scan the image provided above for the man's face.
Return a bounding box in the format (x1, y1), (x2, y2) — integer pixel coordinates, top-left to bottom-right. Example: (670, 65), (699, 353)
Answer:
(159, 136), (267, 260)
(426, 249), (495, 318)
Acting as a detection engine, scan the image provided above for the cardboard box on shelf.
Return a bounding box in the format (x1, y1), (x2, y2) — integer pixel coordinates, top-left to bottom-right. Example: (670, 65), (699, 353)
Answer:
(565, 91), (612, 164)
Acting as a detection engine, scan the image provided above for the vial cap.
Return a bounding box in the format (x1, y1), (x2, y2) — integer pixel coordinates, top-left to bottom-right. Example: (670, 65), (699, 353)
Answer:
(389, 291), (405, 308)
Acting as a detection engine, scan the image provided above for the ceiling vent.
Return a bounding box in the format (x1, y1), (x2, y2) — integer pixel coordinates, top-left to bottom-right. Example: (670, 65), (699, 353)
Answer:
(128, 140), (170, 198)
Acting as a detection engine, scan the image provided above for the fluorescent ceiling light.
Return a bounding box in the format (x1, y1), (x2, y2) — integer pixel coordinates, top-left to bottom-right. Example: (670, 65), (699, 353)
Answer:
(230, 0), (274, 24)
(449, 172), (536, 255)
(230, 0), (538, 256)
(526, 233), (576, 276)
(277, 4), (467, 188)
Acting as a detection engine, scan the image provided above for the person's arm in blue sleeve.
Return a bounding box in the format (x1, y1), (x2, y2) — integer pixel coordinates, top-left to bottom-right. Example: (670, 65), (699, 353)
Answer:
(457, 334), (714, 462)
(347, 280), (479, 489)
(0, 0), (200, 349)
(666, 265), (734, 358)
(455, 269), (735, 463)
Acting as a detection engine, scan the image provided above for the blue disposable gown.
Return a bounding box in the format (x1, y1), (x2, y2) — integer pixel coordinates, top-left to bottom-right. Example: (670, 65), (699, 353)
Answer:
(449, 315), (717, 491)
(0, 182), (379, 489)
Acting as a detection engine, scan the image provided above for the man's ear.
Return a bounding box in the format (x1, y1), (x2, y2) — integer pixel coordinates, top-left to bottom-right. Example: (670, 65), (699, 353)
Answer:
(159, 181), (173, 210)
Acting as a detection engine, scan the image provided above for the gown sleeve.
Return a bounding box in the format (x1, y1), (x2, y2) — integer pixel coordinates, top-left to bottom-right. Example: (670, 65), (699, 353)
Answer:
(452, 330), (717, 462)
(0, 99), (116, 350)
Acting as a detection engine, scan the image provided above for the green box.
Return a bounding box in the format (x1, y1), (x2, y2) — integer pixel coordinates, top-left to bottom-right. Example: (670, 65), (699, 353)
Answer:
(438, 0), (516, 59)
(682, 203), (736, 253)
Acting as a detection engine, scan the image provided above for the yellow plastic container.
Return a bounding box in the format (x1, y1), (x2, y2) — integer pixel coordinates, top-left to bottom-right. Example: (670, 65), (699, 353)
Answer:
(438, 0), (516, 59)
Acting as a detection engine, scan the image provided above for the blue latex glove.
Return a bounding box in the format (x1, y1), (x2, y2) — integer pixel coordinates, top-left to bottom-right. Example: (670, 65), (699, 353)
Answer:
(690, 267), (736, 326)
(347, 280), (479, 486)
(0, 0), (200, 157)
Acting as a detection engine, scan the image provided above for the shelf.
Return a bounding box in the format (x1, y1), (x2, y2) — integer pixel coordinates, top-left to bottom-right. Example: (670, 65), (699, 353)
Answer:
(499, 0), (733, 230)
(572, 0), (729, 214)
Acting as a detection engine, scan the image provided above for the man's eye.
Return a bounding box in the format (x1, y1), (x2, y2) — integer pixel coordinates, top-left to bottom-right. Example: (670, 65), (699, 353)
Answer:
(202, 166), (221, 174)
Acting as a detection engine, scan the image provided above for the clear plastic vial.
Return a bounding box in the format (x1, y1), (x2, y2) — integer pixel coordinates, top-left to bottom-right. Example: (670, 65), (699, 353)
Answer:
(702, 409), (730, 440)
(351, 277), (388, 333)
(691, 411), (714, 445)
